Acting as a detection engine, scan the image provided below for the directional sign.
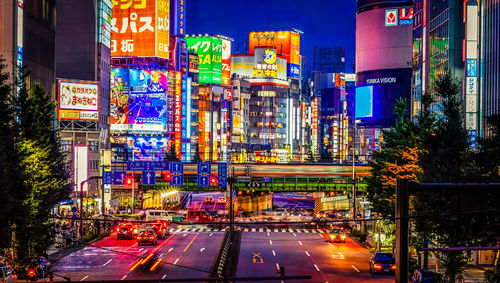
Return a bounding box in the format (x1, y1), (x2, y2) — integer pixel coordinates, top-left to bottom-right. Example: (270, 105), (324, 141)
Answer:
(103, 171), (113, 185)
(142, 171), (156, 185)
(170, 162), (183, 186)
(218, 163), (228, 187)
(113, 171), (126, 185)
(127, 161), (169, 171)
(197, 162), (211, 187)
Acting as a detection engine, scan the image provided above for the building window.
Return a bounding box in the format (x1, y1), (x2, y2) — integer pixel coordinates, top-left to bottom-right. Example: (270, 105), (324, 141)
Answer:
(88, 140), (99, 152)
(89, 160), (99, 171)
(61, 140), (72, 152)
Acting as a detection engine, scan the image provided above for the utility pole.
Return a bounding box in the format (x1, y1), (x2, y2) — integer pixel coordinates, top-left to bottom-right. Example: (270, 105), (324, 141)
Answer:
(131, 151), (135, 214)
(229, 167), (235, 235)
(352, 120), (357, 223)
(395, 179), (409, 283)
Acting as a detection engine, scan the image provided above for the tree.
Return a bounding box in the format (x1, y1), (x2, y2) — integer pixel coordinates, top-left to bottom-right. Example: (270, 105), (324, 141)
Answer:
(13, 78), (70, 259)
(366, 98), (421, 218)
(415, 74), (473, 282)
(164, 138), (178, 161)
(0, 58), (22, 253)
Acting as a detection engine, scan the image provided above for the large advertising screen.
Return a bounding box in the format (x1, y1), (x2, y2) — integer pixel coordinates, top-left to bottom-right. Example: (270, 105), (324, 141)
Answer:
(186, 36), (223, 84)
(248, 31), (301, 78)
(110, 68), (168, 131)
(110, 0), (169, 58)
(58, 80), (100, 121)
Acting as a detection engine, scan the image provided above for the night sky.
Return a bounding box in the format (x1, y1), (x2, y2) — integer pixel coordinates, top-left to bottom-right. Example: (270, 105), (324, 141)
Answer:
(186, 0), (357, 73)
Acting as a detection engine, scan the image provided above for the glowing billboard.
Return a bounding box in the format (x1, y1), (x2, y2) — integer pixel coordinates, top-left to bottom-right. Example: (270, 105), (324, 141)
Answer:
(221, 39), (232, 85)
(355, 86), (373, 118)
(74, 145), (88, 192)
(110, 0), (169, 58)
(110, 68), (130, 128)
(248, 31), (301, 78)
(58, 80), (100, 121)
(186, 36), (223, 84)
(128, 70), (168, 125)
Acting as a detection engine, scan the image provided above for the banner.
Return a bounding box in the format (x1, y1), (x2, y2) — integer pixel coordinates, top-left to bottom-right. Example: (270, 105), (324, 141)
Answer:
(58, 80), (99, 121)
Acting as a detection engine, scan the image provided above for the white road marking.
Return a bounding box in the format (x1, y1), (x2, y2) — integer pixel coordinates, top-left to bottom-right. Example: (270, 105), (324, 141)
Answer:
(304, 229), (310, 233)
(214, 229), (219, 232)
(102, 259), (112, 266)
(293, 232), (297, 237)
(282, 228), (287, 232)
(244, 228), (249, 232)
(298, 241), (303, 246)
(267, 232), (270, 236)
(288, 228), (294, 233)
(120, 275), (127, 280)
(168, 248), (173, 252)
(305, 251), (310, 257)
(312, 230), (317, 233)
(338, 252), (344, 257)
(266, 228), (271, 233)
(80, 275), (89, 281)
(259, 228), (264, 232)
(209, 233), (213, 236)
(319, 229), (325, 233)
(352, 265), (360, 272)
(200, 247), (205, 252)
(162, 275), (166, 279)
(272, 250), (276, 256)
(274, 229), (278, 232)
(314, 264), (320, 272)
(173, 258), (179, 265)
(269, 240), (273, 245)
(138, 248), (144, 252)
(276, 263), (280, 270)
(183, 233), (187, 237)
(159, 253), (164, 258)
(252, 228), (256, 232)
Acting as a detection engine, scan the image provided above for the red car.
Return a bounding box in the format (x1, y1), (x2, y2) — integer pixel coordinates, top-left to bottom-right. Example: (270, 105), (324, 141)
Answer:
(137, 230), (157, 246)
(148, 223), (168, 240)
(116, 223), (134, 240)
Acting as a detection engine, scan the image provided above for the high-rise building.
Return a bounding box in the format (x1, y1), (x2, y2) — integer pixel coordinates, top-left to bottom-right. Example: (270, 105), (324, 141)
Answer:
(480, 0), (500, 137)
(313, 46), (346, 73)
(0, 0), (56, 98)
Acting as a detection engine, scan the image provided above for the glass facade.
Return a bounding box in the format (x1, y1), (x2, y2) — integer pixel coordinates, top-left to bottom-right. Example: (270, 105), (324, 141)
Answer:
(481, 0), (500, 137)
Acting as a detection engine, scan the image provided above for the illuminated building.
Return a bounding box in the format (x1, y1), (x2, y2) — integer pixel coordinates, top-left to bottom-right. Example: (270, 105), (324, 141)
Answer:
(481, 0), (500, 137)
(230, 76), (251, 163)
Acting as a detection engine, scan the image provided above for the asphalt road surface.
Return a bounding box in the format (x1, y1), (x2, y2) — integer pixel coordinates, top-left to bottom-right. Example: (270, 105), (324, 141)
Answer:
(237, 231), (394, 283)
(53, 230), (224, 282)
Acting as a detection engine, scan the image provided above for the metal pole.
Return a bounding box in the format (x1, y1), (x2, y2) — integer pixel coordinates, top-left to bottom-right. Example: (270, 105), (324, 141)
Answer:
(395, 179), (409, 283)
(80, 182), (84, 241)
(352, 121), (356, 222)
(229, 167), (235, 235)
(131, 152), (135, 214)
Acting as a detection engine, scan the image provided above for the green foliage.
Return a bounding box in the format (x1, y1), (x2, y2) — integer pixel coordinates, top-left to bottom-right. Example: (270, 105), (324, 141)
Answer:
(366, 98), (421, 218)
(164, 139), (178, 161)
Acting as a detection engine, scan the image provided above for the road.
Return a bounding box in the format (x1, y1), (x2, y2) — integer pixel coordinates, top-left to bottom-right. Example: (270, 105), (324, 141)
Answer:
(53, 230), (224, 282)
(237, 231), (394, 283)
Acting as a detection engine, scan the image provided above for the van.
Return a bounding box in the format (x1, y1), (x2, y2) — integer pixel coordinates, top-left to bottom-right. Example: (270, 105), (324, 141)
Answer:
(145, 210), (169, 221)
(186, 210), (212, 223)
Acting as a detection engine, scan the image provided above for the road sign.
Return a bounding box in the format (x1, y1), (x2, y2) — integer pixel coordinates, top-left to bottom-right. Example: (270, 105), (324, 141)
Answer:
(218, 163), (228, 187)
(142, 171), (156, 185)
(103, 171), (113, 185)
(262, 177), (271, 183)
(127, 161), (169, 171)
(170, 162), (183, 186)
(113, 171), (126, 185)
(197, 162), (211, 187)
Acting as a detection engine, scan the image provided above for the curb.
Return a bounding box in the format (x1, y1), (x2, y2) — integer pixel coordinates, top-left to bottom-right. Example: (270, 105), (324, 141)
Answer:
(48, 234), (108, 263)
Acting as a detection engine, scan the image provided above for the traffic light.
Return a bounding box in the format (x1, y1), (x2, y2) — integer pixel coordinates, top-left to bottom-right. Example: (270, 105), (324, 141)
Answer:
(210, 176), (218, 186)
(163, 172), (172, 181)
(125, 176), (133, 185)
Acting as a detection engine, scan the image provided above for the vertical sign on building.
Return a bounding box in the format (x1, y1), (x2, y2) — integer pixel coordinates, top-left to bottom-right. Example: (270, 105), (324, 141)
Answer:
(175, 72), (182, 158)
(221, 39), (232, 85)
(312, 97), (319, 155)
(98, 0), (112, 48)
(74, 146), (88, 192)
(156, 0), (170, 58)
(181, 73), (188, 162)
(16, 1), (23, 68)
(464, 1), (478, 148)
(172, 0), (185, 36)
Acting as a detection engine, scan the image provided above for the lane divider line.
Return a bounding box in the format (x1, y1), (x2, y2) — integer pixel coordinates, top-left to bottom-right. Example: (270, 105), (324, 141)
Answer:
(183, 233), (199, 252)
(174, 258), (179, 265)
(120, 275), (127, 280)
(293, 233), (297, 237)
(314, 264), (320, 272)
(272, 250), (276, 256)
(80, 275), (89, 281)
(162, 274), (166, 279)
(305, 251), (310, 257)
(102, 259), (112, 267)
(168, 248), (173, 252)
(209, 233), (213, 237)
(269, 240), (273, 245)
(298, 241), (303, 246)
(275, 263), (280, 271)
(352, 265), (360, 272)
(200, 247), (205, 252)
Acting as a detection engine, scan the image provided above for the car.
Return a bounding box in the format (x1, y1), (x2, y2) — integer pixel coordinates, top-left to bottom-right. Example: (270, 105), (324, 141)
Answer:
(217, 197), (227, 204)
(186, 210), (212, 223)
(148, 223), (167, 240)
(328, 228), (347, 243)
(369, 252), (396, 275)
(137, 230), (157, 246)
(166, 211), (185, 222)
(205, 196), (214, 204)
(116, 223), (134, 240)
(412, 269), (443, 283)
(206, 211), (219, 220)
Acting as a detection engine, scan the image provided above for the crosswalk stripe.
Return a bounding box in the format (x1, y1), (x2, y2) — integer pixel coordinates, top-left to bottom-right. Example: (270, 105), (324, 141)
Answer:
(288, 228), (294, 233)
(259, 228), (264, 232)
(273, 229), (278, 232)
(266, 228), (271, 232)
(282, 229), (287, 232)
(312, 230), (317, 233)
(244, 228), (249, 232)
(251, 228), (256, 232)
(175, 228), (182, 232)
(319, 229), (325, 233)
(304, 229), (309, 233)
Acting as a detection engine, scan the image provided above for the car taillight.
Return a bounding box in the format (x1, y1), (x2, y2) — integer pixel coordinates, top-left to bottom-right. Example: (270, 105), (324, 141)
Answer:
(116, 227), (120, 232)
(392, 265), (396, 270)
(12, 274), (17, 279)
(331, 235), (335, 238)
(129, 228), (133, 232)
(28, 269), (36, 276)
(341, 235), (346, 239)
(137, 236), (142, 240)
(373, 264), (382, 269)
(149, 236), (154, 240)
